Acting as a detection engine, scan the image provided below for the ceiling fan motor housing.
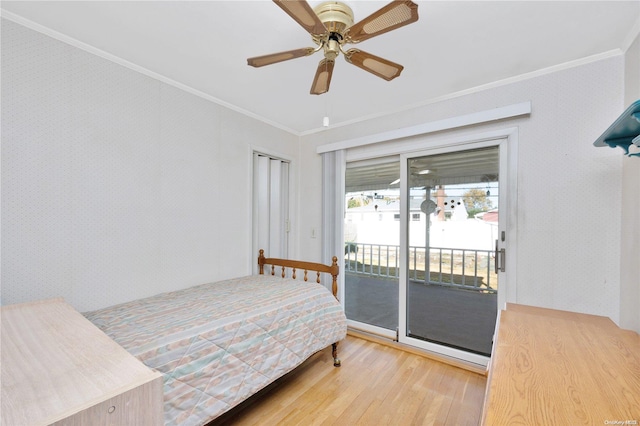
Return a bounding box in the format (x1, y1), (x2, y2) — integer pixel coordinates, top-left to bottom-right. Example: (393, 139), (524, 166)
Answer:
(314, 2), (354, 34)
(314, 2), (354, 60)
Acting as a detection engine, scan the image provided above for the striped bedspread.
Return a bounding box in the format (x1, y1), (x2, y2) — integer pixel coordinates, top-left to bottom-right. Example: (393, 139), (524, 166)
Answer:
(84, 274), (347, 426)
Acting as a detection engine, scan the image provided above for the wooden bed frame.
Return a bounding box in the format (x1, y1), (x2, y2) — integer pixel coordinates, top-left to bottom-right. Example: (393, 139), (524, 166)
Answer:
(257, 249), (342, 367)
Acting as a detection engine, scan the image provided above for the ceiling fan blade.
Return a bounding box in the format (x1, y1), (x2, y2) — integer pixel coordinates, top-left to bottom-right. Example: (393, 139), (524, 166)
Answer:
(346, 0), (419, 43)
(344, 49), (404, 81)
(247, 47), (316, 67)
(273, 0), (328, 36)
(310, 58), (335, 95)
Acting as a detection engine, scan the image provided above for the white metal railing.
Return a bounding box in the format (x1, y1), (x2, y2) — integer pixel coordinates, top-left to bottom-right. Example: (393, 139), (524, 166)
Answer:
(344, 242), (497, 293)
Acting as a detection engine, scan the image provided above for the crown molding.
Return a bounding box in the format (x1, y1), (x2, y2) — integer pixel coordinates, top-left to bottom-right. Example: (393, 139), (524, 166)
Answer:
(303, 48), (622, 137)
(0, 10), (302, 137)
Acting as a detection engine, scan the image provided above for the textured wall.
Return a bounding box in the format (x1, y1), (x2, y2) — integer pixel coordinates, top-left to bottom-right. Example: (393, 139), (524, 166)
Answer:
(1, 19), (299, 312)
(300, 54), (627, 324)
(2, 15), (634, 330)
(620, 31), (640, 332)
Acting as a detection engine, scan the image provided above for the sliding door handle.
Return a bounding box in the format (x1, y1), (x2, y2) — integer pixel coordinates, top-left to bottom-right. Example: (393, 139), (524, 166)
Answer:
(494, 239), (506, 273)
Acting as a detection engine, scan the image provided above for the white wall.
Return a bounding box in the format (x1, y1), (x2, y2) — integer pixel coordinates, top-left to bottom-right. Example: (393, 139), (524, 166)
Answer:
(620, 31), (640, 332)
(300, 53), (632, 327)
(1, 19), (299, 312)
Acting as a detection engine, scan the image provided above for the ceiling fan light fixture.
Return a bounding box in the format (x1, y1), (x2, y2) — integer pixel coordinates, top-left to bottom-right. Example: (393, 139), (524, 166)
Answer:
(323, 38), (341, 60)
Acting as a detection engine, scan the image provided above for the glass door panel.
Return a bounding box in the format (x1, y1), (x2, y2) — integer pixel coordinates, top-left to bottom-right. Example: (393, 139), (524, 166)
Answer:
(344, 159), (400, 333)
(406, 146), (499, 356)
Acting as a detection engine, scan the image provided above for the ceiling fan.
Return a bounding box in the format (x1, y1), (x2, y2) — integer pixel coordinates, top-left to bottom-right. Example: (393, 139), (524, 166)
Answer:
(247, 0), (419, 95)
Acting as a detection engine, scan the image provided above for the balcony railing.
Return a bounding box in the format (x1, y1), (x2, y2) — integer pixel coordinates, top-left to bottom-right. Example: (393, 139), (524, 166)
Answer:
(344, 242), (497, 293)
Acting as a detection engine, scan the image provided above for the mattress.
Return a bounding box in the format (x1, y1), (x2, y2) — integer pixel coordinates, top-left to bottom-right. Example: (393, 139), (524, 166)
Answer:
(84, 274), (347, 426)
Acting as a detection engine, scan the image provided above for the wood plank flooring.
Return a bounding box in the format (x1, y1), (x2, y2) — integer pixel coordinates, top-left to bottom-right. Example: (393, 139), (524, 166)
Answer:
(211, 335), (486, 425)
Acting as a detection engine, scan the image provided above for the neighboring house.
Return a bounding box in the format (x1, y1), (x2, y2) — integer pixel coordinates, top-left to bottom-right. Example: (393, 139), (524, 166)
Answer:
(346, 196), (497, 251)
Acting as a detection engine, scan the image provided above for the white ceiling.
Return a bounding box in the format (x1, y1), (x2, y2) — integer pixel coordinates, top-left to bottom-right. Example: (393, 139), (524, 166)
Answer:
(2, 1), (639, 135)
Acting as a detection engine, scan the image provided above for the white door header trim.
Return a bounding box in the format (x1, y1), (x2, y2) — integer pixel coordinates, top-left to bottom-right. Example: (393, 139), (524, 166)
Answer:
(317, 101), (531, 154)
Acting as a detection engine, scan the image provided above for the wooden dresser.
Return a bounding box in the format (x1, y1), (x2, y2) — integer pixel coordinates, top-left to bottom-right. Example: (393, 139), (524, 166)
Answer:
(481, 303), (640, 425)
(1, 298), (164, 425)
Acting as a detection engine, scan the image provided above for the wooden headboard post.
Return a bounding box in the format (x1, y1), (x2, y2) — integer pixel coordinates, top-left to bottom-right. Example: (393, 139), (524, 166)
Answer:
(330, 256), (339, 299)
(258, 249), (266, 275)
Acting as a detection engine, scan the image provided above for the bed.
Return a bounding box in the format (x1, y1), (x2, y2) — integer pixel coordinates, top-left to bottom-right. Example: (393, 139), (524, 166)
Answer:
(83, 250), (347, 426)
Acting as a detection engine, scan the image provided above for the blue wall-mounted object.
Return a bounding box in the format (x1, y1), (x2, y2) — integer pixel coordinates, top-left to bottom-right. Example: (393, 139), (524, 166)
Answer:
(594, 100), (640, 157)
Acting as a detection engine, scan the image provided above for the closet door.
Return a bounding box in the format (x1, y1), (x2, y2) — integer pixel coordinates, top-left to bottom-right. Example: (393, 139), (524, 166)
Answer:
(253, 153), (289, 267)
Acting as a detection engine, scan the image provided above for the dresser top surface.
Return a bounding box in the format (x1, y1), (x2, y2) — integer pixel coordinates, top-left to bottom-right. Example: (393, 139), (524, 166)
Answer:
(483, 303), (640, 424)
(1, 298), (161, 425)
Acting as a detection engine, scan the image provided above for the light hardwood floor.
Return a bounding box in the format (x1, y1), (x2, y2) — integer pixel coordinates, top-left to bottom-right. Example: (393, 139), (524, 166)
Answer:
(212, 335), (486, 425)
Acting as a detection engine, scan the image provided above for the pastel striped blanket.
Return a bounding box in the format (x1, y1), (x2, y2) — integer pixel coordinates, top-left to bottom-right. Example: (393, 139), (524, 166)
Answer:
(84, 274), (347, 425)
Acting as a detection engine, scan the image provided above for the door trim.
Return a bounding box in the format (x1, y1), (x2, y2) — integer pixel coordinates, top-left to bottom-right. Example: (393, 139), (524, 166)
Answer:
(317, 102), (531, 154)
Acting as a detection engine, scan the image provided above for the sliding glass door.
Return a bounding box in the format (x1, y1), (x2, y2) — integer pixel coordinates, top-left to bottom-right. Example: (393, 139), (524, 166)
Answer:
(344, 139), (509, 365)
(403, 146), (499, 358)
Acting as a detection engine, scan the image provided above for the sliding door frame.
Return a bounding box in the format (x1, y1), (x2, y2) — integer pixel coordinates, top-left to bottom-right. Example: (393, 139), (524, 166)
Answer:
(342, 127), (518, 365)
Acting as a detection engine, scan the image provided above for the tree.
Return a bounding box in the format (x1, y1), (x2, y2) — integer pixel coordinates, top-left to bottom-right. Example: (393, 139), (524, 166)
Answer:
(463, 188), (493, 217)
